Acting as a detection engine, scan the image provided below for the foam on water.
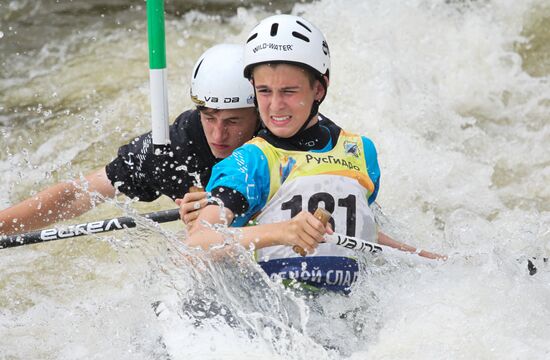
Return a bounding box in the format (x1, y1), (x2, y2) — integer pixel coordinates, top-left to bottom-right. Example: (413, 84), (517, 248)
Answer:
(0, 0), (549, 359)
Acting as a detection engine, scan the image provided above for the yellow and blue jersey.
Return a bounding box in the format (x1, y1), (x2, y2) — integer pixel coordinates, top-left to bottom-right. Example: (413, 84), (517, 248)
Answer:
(206, 117), (380, 292)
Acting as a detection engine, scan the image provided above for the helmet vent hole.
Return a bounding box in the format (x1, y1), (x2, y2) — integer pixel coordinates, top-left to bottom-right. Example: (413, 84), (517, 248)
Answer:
(270, 23), (279, 36)
(296, 20), (312, 32)
(193, 59), (204, 79)
(292, 31), (310, 42)
(247, 33), (258, 43)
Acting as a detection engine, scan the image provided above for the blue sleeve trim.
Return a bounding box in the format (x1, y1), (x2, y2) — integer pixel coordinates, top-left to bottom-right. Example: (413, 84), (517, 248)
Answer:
(206, 144), (271, 226)
(362, 136), (380, 204)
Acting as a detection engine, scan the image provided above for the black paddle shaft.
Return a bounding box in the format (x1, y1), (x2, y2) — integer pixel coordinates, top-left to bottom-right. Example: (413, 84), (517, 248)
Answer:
(0, 209), (180, 249)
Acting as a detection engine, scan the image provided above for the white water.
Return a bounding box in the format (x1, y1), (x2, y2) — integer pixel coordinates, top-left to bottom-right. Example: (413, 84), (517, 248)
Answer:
(1, 0), (549, 359)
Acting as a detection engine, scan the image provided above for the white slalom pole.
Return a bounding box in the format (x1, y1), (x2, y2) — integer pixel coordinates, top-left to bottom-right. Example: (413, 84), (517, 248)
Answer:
(147, 0), (170, 152)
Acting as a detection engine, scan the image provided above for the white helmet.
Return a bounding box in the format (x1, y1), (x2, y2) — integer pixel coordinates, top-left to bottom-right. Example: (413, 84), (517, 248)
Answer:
(190, 44), (255, 109)
(243, 14), (330, 81)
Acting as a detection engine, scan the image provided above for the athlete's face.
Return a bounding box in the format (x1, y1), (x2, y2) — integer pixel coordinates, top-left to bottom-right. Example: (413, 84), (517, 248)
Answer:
(252, 63), (325, 138)
(200, 107), (258, 158)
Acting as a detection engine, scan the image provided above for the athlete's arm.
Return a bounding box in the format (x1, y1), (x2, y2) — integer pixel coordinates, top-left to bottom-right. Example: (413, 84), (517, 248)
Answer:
(0, 168), (116, 235)
(186, 205), (235, 249)
(186, 205), (327, 253)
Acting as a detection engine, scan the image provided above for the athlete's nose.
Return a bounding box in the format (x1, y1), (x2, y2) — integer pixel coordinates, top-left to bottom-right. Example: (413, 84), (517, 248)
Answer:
(211, 121), (227, 142)
(271, 91), (285, 111)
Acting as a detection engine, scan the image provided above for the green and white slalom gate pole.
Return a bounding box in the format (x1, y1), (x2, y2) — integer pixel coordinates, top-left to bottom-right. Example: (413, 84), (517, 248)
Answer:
(147, 0), (170, 152)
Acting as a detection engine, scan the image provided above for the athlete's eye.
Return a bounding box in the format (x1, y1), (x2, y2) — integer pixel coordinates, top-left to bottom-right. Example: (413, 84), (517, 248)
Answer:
(256, 88), (271, 94)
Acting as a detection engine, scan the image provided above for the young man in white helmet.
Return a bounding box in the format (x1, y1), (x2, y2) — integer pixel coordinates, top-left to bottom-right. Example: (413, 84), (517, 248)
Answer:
(187, 15), (444, 293)
(0, 44), (259, 235)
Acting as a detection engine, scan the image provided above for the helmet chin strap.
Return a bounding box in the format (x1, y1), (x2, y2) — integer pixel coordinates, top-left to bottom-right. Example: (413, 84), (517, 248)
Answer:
(291, 99), (320, 137)
(290, 75), (327, 138)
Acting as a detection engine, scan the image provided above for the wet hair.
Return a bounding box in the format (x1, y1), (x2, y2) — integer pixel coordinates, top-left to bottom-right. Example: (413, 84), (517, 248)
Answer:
(196, 106), (220, 114)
